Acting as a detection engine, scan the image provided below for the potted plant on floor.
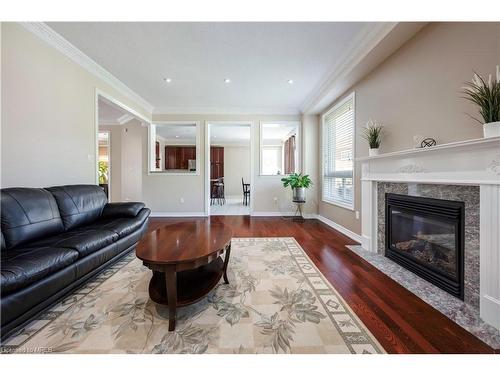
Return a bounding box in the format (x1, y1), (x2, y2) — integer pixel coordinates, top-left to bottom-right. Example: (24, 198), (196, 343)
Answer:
(281, 173), (312, 202)
(462, 66), (500, 138)
(363, 119), (383, 156)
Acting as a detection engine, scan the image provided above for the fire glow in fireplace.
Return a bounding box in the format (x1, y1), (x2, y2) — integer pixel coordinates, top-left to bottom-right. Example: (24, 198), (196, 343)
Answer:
(385, 193), (464, 299)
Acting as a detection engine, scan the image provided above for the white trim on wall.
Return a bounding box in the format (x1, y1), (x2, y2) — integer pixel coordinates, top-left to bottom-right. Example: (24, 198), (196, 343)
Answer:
(95, 89), (151, 185)
(315, 214), (363, 244)
(205, 121), (255, 216)
(320, 91), (356, 211)
(21, 22), (154, 114)
(300, 23), (398, 114)
(153, 106), (300, 115)
(259, 120), (302, 177)
(148, 121), (202, 176)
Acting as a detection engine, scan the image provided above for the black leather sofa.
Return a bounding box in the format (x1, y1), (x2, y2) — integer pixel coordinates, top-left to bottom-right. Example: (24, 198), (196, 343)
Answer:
(0, 185), (150, 339)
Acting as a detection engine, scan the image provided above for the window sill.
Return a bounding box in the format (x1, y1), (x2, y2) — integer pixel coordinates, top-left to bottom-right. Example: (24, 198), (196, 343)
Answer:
(148, 171), (200, 176)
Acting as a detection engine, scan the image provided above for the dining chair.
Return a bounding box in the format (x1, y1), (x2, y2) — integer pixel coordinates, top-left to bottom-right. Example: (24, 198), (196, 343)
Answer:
(241, 178), (250, 206)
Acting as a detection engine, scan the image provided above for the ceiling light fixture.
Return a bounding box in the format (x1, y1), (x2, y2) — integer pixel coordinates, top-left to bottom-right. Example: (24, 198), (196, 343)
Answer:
(287, 79), (294, 84)
(164, 78), (172, 83)
(224, 78), (231, 83)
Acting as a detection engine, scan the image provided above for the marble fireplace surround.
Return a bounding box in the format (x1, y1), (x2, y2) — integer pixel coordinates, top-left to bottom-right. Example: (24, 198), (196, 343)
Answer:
(357, 136), (500, 331)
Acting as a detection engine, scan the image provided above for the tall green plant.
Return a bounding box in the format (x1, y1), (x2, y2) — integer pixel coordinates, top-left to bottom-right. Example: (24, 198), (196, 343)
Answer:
(362, 120), (383, 149)
(98, 161), (109, 184)
(281, 173), (312, 189)
(462, 66), (500, 124)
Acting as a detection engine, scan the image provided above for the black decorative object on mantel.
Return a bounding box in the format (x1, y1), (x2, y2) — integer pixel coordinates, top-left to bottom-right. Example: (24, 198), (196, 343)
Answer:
(421, 138), (437, 148)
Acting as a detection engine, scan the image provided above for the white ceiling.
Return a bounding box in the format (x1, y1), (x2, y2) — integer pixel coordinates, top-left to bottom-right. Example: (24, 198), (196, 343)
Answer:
(47, 22), (374, 114)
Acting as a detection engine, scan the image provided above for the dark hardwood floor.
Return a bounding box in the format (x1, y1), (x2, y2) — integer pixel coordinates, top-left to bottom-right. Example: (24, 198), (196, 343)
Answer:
(145, 216), (495, 354)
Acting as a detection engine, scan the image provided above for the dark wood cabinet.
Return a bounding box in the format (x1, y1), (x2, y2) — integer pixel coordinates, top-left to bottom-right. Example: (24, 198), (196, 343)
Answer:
(210, 147), (224, 195)
(165, 146), (196, 170)
(210, 147), (224, 179)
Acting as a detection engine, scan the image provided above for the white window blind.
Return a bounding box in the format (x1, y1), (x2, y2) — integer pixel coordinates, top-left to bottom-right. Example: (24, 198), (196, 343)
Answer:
(322, 93), (355, 209)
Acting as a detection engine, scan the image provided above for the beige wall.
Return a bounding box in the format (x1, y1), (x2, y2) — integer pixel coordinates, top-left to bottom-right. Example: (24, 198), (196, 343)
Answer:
(100, 120), (143, 202)
(1, 23), (151, 188)
(119, 120), (143, 202)
(319, 22), (500, 235)
(222, 145), (251, 198)
(144, 114), (319, 215)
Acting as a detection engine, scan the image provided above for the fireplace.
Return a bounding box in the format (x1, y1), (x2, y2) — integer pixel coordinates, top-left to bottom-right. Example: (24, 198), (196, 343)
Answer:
(385, 193), (464, 299)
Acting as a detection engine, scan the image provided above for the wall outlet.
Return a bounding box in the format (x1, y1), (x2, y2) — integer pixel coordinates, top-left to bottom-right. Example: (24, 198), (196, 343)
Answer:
(355, 210), (360, 220)
(180, 197), (184, 204)
(273, 197), (278, 205)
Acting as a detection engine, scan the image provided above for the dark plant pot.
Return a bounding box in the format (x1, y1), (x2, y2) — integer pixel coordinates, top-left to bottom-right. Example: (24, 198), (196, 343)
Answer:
(293, 187), (306, 202)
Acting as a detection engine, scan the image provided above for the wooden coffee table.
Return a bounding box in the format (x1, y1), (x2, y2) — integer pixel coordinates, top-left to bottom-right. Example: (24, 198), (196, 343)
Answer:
(136, 221), (232, 331)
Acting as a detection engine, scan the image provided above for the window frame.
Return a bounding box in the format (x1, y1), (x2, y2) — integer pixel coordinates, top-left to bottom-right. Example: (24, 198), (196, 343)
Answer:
(321, 92), (356, 211)
(259, 121), (301, 177)
(148, 121), (201, 176)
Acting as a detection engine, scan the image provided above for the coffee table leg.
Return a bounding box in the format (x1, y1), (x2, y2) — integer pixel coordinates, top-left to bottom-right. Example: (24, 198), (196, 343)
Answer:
(223, 243), (231, 284)
(165, 266), (177, 331)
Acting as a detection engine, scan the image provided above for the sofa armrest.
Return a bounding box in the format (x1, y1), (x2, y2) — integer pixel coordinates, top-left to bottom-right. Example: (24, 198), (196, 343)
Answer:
(101, 202), (145, 219)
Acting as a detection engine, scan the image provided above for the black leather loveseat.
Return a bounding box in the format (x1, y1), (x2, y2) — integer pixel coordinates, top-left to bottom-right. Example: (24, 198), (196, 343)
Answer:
(0, 185), (150, 338)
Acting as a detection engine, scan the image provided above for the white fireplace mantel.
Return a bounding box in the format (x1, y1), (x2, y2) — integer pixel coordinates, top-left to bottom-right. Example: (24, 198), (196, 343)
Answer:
(358, 136), (500, 330)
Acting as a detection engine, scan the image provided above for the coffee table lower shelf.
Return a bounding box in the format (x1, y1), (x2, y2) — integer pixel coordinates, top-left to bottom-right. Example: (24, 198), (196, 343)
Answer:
(144, 250), (231, 331)
(148, 257), (224, 307)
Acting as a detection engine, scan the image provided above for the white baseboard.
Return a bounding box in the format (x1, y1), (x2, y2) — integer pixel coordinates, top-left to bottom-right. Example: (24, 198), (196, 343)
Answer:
(150, 212), (207, 217)
(250, 212), (318, 219)
(315, 215), (362, 244)
(251, 211), (295, 217)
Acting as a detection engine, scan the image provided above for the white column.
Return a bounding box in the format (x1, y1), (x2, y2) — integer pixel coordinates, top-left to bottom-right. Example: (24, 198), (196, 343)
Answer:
(480, 184), (500, 330)
(361, 161), (377, 252)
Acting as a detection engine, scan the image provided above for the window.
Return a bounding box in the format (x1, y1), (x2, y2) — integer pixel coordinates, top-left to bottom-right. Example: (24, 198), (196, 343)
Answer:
(322, 92), (355, 209)
(149, 122), (200, 174)
(260, 121), (300, 175)
(262, 146), (282, 175)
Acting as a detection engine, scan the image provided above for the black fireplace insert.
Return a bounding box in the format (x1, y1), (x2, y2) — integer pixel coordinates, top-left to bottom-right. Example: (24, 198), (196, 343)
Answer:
(385, 193), (464, 299)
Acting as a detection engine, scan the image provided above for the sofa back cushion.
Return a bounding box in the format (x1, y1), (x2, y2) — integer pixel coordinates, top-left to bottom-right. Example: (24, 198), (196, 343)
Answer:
(46, 185), (107, 230)
(1, 188), (65, 249)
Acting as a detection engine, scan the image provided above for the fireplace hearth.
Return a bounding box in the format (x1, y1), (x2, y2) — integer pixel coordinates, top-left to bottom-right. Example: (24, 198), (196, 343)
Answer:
(385, 193), (464, 299)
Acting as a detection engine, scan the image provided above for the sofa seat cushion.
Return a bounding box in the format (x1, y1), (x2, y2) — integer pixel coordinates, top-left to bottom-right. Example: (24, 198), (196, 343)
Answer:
(87, 208), (150, 239)
(1, 247), (79, 294)
(28, 228), (119, 258)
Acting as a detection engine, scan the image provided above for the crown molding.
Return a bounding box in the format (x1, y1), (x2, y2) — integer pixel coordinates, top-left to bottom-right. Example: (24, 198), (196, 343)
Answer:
(153, 105), (300, 116)
(300, 22), (398, 114)
(19, 22), (154, 114)
(117, 113), (135, 124)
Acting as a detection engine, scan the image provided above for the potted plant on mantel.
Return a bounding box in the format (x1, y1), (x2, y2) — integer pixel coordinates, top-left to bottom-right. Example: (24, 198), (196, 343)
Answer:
(462, 65), (500, 138)
(281, 173), (312, 203)
(363, 119), (383, 156)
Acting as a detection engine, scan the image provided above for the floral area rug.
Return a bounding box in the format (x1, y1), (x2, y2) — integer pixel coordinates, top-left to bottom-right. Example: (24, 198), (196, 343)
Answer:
(2, 238), (384, 354)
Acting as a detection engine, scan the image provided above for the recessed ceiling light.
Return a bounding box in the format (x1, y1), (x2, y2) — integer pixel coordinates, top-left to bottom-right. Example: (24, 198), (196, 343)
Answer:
(224, 78), (231, 83)
(287, 79), (294, 84)
(164, 78), (172, 83)
(175, 135), (179, 138)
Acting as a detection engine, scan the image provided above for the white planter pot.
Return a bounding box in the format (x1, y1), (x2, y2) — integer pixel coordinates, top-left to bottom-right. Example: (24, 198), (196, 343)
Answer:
(483, 121), (500, 138)
(369, 148), (379, 157)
